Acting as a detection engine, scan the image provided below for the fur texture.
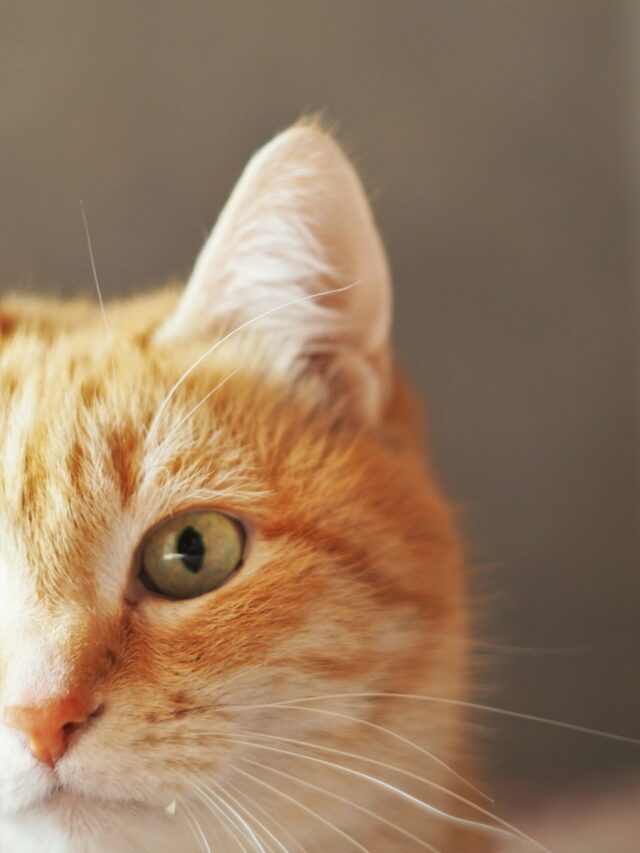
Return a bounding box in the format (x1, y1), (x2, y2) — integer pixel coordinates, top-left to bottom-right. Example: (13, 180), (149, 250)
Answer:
(0, 124), (486, 852)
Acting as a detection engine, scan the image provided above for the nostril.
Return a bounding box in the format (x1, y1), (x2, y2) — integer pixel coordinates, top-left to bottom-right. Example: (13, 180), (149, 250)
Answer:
(67, 702), (103, 738)
(62, 721), (76, 736)
(88, 702), (105, 722)
(61, 702), (105, 740)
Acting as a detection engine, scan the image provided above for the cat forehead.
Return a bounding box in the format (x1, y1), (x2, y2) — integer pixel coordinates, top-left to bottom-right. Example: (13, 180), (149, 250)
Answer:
(0, 290), (286, 413)
(0, 333), (270, 587)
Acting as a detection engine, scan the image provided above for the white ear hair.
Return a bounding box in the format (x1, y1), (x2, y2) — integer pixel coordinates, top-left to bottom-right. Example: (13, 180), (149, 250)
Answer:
(156, 121), (392, 420)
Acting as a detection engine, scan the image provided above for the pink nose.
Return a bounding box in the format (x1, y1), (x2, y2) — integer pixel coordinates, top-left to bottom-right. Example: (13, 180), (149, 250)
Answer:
(3, 692), (97, 766)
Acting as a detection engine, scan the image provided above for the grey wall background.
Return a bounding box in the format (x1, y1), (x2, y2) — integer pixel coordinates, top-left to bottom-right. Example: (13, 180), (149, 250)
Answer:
(1, 1), (638, 799)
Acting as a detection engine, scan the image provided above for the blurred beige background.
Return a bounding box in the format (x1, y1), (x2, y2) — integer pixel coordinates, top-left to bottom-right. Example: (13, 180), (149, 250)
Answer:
(1, 0), (638, 802)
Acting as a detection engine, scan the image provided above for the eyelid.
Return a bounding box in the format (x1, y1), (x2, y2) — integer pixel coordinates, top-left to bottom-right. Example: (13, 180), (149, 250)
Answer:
(142, 506), (252, 543)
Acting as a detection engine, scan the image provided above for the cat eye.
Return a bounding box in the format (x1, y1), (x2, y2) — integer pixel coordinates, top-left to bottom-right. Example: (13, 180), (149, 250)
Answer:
(139, 510), (245, 599)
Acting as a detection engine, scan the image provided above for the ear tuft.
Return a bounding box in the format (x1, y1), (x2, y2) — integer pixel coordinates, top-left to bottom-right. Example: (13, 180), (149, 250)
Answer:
(156, 122), (392, 421)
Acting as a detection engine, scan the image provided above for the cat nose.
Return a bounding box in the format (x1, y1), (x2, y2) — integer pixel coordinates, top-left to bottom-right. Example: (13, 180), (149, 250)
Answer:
(3, 691), (100, 767)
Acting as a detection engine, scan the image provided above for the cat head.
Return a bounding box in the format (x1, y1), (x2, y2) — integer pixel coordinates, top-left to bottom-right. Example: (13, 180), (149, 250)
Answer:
(0, 123), (467, 852)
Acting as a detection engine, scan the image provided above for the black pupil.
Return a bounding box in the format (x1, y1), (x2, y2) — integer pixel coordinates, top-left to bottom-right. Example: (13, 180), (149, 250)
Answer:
(177, 526), (205, 573)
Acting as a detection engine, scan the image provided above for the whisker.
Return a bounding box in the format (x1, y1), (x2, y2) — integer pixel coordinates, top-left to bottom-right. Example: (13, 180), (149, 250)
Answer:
(79, 200), (116, 386)
(179, 796), (213, 853)
(432, 633), (588, 657)
(219, 728), (539, 848)
(215, 665), (264, 695)
(150, 281), (360, 434)
(229, 692), (640, 746)
(232, 764), (370, 852)
(153, 366), (241, 456)
(205, 776), (288, 853)
(224, 776), (308, 853)
(227, 699), (489, 801)
(197, 779), (266, 853)
(225, 738), (544, 851)
(237, 753), (440, 852)
(171, 367), (241, 434)
(184, 776), (250, 852)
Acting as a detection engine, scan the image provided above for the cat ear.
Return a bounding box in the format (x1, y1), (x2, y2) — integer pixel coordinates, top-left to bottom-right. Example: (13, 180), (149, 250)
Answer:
(156, 122), (392, 420)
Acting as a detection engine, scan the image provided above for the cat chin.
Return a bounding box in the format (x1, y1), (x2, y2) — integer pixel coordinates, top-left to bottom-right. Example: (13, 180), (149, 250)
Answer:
(0, 793), (194, 853)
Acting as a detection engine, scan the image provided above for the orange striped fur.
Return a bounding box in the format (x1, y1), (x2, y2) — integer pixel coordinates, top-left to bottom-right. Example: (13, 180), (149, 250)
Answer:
(0, 125), (482, 853)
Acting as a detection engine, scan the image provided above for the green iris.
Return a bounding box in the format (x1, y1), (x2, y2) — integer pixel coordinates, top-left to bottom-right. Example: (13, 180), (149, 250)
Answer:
(140, 510), (245, 599)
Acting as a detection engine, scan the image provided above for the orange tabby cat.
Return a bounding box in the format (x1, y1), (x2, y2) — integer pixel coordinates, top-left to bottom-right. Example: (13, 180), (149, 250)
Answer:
(0, 122), (500, 852)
